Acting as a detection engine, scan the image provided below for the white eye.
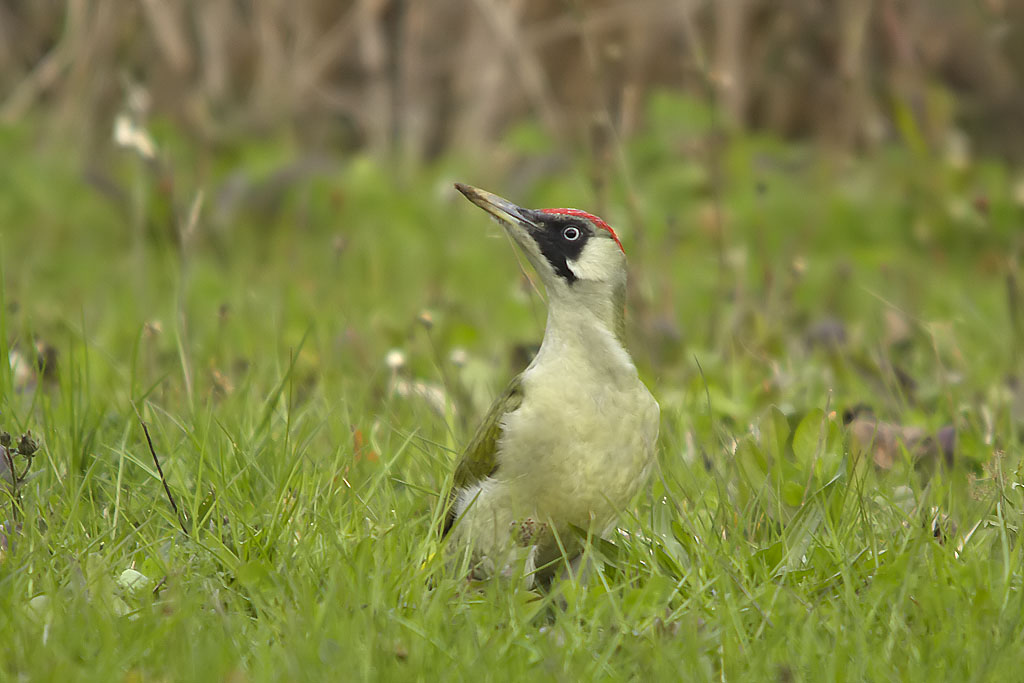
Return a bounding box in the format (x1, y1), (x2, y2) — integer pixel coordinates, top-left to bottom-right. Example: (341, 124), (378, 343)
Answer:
(562, 226), (581, 241)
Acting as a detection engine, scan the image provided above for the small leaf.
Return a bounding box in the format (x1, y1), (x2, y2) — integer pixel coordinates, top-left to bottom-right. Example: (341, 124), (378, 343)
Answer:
(671, 520), (695, 551)
(752, 540), (785, 574)
(27, 595), (51, 621)
(782, 480), (804, 507)
(654, 544), (684, 577)
(235, 560), (273, 589)
(765, 406), (790, 460)
(793, 409), (843, 477)
(736, 437), (769, 483)
(196, 488), (217, 527)
(118, 568), (152, 595)
(793, 409), (827, 467)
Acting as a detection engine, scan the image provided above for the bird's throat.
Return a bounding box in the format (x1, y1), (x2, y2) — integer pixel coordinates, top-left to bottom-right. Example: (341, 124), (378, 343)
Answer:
(538, 278), (633, 376)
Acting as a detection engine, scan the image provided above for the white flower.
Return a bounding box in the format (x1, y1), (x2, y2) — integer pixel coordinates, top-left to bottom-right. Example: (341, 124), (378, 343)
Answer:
(385, 349), (406, 370)
(113, 114), (156, 160)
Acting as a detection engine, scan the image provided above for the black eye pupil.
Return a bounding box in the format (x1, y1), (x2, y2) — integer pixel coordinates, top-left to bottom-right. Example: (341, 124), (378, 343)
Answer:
(563, 226), (580, 241)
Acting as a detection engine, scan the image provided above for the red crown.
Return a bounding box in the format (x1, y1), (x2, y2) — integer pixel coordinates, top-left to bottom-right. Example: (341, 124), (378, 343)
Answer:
(540, 208), (624, 253)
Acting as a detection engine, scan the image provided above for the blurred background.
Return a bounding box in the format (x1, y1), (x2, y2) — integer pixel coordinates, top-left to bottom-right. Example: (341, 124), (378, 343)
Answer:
(3, 0), (1024, 161)
(3, 0), (1023, 249)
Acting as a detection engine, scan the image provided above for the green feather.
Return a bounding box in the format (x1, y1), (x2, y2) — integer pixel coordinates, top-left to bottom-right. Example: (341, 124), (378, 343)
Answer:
(611, 278), (627, 344)
(441, 375), (524, 536)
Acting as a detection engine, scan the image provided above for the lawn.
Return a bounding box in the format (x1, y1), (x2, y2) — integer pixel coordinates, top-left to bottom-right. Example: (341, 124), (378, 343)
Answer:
(1, 99), (1023, 680)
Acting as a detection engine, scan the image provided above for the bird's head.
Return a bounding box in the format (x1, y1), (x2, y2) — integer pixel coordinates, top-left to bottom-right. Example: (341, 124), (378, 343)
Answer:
(456, 182), (628, 339)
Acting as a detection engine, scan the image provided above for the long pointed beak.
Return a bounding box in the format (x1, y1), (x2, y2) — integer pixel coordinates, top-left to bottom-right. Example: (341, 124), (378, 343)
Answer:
(455, 183), (538, 230)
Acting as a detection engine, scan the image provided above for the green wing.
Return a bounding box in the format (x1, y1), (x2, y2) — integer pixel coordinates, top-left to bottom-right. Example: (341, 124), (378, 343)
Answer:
(441, 375), (524, 536)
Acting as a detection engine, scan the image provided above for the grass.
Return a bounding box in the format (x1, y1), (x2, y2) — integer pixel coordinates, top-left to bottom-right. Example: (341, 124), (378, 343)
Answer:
(1, 99), (1024, 680)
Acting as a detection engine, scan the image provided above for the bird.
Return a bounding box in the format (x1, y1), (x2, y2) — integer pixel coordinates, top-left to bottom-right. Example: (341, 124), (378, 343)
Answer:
(442, 183), (660, 587)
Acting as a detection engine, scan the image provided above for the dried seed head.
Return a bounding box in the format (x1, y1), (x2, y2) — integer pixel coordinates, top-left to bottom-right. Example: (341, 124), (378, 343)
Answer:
(16, 433), (38, 457)
(144, 320), (163, 338)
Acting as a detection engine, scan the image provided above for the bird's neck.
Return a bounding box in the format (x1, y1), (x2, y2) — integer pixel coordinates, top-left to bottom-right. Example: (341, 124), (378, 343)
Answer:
(533, 279), (634, 376)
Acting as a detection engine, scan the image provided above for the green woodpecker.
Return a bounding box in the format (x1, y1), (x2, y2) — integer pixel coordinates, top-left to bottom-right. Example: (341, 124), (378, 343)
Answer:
(443, 183), (659, 586)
